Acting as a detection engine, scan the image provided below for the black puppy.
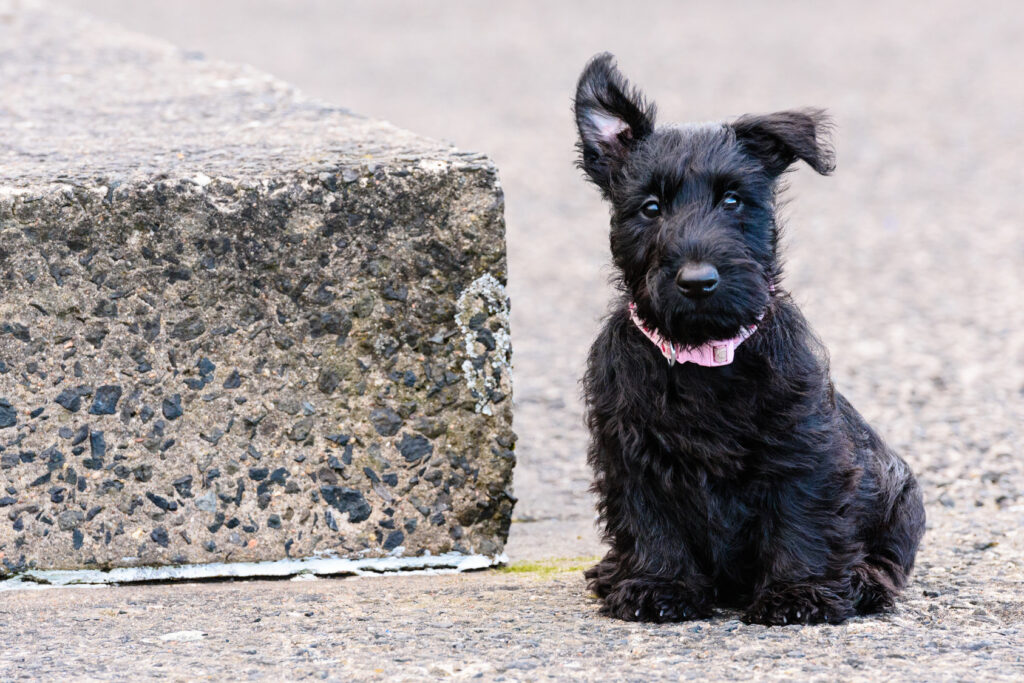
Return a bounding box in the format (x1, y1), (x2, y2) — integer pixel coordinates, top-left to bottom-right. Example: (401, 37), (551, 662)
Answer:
(575, 53), (925, 625)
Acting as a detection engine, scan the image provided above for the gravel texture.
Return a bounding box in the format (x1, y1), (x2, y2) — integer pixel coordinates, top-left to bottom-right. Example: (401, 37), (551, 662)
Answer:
(1, 561), (1021, 681)
(3, 0), (1023, 679)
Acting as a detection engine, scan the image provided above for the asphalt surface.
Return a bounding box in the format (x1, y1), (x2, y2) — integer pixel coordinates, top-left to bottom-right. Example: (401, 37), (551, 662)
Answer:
(4, 0), (1023, 679)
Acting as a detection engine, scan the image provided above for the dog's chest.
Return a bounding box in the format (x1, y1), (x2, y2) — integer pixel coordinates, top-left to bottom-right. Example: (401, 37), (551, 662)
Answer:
(706, 476), (759, 550)
(640, 460), (761, 586)
(655, 372), (767, 572)
(647, 368), (765, 477)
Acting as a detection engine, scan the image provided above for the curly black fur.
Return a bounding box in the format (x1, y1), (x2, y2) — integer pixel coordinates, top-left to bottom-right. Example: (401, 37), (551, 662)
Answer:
(574, 53), (925, 625)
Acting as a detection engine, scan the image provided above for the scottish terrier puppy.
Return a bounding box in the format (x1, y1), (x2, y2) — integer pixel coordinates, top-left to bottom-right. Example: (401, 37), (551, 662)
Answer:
(575, 53), (925, 625)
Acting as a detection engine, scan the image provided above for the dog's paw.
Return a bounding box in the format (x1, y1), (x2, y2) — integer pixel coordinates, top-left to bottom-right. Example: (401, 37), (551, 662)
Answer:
(743, 582), (854, 626)
(584, 554), (621, 599)
(849, 562), (899, 614)
(600, 579), (712, 623)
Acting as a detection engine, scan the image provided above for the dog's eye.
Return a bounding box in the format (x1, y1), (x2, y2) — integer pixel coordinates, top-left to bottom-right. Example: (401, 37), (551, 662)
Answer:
(640, 200), (661, 218)
(721, 191), (742, 211)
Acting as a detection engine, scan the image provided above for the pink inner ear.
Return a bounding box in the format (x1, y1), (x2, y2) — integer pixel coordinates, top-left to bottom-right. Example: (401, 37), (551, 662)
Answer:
(588, 111), (630, 144)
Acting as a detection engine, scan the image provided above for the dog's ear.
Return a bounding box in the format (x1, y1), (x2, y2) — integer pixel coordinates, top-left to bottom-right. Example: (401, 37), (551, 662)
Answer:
(574, 53), (656, 191)
(732, 109), (835, 177)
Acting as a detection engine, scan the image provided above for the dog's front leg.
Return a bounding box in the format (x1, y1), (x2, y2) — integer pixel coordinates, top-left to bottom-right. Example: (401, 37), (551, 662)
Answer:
(590, 466), (714, 623)
(743, 480), (857, 625)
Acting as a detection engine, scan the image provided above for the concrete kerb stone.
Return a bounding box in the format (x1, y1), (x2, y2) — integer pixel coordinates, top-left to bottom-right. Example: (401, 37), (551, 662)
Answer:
(0, 0), (515, 583)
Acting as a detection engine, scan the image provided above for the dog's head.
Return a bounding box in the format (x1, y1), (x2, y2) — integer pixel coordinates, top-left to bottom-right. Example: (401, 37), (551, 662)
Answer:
(574, 53), (834, 346)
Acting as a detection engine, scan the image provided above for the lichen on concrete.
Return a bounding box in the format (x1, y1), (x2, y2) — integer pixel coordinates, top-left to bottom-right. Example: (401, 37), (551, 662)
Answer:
(455, 274), (512, 416)
(0, 1), (515, 578)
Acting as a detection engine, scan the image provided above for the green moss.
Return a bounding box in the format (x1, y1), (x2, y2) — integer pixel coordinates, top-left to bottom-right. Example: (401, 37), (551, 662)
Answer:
(497, 557), (599, 577)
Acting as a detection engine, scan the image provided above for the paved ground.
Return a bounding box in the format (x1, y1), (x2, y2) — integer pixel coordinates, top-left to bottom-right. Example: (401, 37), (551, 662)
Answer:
(3, 0), (1023, 679)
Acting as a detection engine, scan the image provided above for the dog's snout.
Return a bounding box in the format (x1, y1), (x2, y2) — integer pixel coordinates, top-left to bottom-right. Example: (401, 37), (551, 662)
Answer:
(676, 262), (719, 299)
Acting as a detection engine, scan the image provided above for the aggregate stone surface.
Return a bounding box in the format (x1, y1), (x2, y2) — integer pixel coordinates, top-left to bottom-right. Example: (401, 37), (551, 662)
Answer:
(3, 0), (1023, 679)
(0, 0), (515, 574)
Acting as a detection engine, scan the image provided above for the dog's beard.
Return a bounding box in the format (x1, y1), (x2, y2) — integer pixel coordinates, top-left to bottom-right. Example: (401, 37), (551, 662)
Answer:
(639, 268), (769, 348)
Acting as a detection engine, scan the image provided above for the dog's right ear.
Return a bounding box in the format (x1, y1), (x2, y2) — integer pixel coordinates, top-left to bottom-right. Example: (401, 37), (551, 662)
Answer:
(574, 53), (656, 192)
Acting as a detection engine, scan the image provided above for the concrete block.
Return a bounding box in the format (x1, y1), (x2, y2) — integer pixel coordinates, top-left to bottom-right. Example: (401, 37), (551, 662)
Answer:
(0, 1), (515, 580)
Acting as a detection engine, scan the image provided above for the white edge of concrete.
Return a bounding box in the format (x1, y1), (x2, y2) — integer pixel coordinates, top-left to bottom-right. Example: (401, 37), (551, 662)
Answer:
(0, 551), (508, 592)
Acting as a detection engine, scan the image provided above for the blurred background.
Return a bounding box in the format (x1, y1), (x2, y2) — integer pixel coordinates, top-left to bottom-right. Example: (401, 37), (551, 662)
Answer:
(63, 0), (1024, 557)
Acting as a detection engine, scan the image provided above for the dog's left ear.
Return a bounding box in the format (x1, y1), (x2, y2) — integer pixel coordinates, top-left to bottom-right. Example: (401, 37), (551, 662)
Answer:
(732, 109), (836, 177)
(574, 53), (656, 192)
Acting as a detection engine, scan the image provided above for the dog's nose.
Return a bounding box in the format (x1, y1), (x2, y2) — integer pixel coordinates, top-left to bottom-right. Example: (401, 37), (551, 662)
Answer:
(676, 262), (719, 298)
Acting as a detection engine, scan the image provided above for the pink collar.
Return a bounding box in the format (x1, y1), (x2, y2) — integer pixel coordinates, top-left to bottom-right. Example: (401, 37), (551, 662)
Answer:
(628, 302), (762, 367)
